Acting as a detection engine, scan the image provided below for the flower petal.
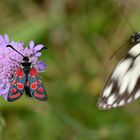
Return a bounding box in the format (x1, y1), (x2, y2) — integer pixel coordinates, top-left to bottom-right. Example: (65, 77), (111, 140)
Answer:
(4, 34), (9, 43)
(35, 52), (41, 57)
(10, 41), (15, 46)
(17, 42), (24, 50)
(37, 61), (47, 71)
(24, 48), (31, 56)
(2, 93), (8, 101)
(29, 40), (34, 50)
(34, 44), (44, 51)
(0, 35), (4, 43)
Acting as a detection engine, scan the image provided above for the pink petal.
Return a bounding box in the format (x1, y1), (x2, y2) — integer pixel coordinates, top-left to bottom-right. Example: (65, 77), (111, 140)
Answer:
(17, 42), (24, 50)
(34, 44), (44, 51)
(2, 93), (8, 101)
(35, 52), (41, 57)
(10, 41), (15, 46)
(29, 41), (34, 50)
(37, 61), (47, 71)
(4, 34), (9, 43)
(0, 35), (4, 43)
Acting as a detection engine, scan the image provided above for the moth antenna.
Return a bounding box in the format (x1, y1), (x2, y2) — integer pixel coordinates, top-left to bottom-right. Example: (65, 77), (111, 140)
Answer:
(38, 46), (48, 52)
(6, 45), (25, 57)
(109, 39), (129, 60)
(30, 46), (48, 57)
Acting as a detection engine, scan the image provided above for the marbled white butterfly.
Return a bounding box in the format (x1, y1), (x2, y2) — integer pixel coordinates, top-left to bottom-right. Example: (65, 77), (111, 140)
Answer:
(97, 32), (140, 110)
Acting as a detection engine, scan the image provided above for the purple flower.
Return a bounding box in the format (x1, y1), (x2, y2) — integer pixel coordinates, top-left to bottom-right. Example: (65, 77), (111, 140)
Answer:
(0, 34), (47, 100)
(36, 61), (48, 71)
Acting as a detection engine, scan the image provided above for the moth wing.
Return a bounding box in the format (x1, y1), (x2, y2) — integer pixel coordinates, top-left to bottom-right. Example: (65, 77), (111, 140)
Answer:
(7, 67), (26, 102)
(98, 43), (140, 110)
(28, 67), (48, 101)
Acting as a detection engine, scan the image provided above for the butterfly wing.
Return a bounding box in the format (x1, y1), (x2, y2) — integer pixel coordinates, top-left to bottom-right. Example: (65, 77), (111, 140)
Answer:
(98, 43), (140, 110)
(7, 67), (26, 102)
(28, 67), (48, 101)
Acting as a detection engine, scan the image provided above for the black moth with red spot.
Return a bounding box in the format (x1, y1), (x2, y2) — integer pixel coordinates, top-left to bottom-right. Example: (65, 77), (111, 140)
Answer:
(6, 45), (48, 102)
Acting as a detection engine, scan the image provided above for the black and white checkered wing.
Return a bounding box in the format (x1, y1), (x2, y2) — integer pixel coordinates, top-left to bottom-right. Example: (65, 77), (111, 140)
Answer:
(98, 43), (140, 110)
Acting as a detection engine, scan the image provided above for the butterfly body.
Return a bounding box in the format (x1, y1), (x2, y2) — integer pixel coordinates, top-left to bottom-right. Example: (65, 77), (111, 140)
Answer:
(98, 32), (140, 110)
(130, 32), (140, 44)
(7, 55), (48, 102)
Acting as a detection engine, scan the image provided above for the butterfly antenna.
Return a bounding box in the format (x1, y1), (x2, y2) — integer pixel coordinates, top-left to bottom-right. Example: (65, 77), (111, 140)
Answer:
(6, 45), (25, 57)
(123, 12), (135, 33)
(117, 0), (135, 32)
(109, 1), (135, 60)
(109, 39), (129, 60)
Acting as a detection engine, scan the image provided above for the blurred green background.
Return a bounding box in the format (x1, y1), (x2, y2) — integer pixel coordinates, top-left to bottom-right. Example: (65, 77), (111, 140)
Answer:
(0, 0), (140, 140)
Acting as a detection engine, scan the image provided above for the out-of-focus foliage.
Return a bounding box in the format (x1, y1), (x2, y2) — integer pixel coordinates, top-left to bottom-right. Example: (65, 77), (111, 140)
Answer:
(0, 0), (140, 140)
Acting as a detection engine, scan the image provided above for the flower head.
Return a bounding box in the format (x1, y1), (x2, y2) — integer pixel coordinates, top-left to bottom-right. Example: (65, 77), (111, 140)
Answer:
(0, 34), (47, 100)
(36, 61), (48, 71)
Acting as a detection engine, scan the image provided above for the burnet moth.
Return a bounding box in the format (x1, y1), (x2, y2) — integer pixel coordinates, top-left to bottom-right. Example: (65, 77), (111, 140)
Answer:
(6, 45), (48, 102)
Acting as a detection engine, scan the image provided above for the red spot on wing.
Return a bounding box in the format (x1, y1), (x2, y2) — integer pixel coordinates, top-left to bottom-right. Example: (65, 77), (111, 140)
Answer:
(15, 68), (21, 76)
(12, 80), (17, 85)
(37, 80), (41, 84)
(31, 82), (37, 90)
(38, 87), (44, 92)
(34, 92), (44, 98)
(30, 68), (38, 77)
(11, 88), (16, 93)
(9, 93), (21, 99)
(19, 70), (24, 78)
(17, 83), (24, 90)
